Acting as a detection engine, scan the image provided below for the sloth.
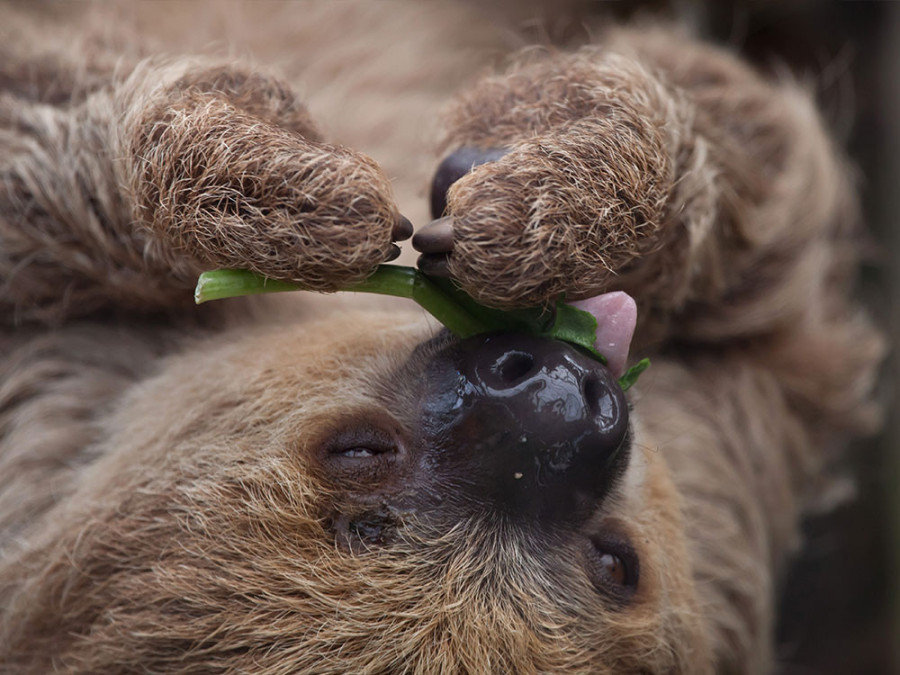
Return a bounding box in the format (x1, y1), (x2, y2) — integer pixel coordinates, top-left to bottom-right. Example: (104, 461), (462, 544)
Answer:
(0, 2), (883, 673)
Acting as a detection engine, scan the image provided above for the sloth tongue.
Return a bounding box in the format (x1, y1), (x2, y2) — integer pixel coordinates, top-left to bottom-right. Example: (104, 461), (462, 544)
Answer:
(569, 292), (637, 380)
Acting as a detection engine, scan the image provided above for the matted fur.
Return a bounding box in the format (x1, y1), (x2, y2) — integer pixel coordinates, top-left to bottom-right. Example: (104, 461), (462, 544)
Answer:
(0, 2), (884, 674)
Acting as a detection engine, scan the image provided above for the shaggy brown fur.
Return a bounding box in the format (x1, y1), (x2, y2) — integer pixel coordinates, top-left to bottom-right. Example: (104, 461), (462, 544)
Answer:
(0, 2), (884, 673)
(1, 42), (399, 323)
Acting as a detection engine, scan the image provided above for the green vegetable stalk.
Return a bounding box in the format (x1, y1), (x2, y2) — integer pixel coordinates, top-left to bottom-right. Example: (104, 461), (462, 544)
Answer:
(194, 266), (649, 390)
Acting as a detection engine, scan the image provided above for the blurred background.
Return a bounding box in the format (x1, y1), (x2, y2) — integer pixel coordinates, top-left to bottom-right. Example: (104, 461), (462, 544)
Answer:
(580, 2), (898, 672)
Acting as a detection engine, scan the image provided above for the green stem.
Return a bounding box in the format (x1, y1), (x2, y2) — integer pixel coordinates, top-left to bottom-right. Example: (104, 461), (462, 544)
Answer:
(194, 269), (303, 303)
(409, 274), (487, 338)
(193, 265), (650, 390)
(195, 267), (488, 338)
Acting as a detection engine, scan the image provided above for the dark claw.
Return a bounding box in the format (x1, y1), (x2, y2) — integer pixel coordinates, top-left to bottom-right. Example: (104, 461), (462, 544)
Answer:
(385, 244), (402, 261)
(392, 214), (414, 242)
(412, 217), (454, 254)
(417, 253), (451, 277)
(430, 146), (508, 219)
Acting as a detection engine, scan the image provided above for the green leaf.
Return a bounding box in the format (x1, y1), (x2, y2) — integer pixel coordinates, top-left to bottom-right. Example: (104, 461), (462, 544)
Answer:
(618, 358), (650, 391)
(193, 265), (649, 389)
(544, 303), (607, 364)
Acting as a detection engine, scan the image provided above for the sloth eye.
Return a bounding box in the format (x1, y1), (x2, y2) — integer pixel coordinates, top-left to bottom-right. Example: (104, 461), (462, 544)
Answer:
(337, 447), (382, 458)
(598, 551), (627, 586)
(320, 424), (402, 483)
(584, 534), (639, 603)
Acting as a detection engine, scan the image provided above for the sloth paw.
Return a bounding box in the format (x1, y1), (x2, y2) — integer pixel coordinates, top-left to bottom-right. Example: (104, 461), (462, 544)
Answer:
(130, 73), (408, 290)
(415, 51), (685, 310)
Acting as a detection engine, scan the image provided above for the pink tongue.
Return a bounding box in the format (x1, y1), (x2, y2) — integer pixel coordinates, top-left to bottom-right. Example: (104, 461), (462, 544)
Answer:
(570, 292), (637, 379)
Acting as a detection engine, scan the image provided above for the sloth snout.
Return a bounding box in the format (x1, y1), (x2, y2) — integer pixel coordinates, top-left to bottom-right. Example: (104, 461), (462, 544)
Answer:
(422, 333), (631, 523)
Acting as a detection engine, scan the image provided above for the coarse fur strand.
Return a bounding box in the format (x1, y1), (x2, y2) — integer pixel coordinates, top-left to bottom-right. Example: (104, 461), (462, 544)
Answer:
(0, 2), (884, 674)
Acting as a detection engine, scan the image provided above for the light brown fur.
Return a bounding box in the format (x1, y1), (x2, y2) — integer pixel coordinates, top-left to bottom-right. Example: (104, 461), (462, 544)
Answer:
(0, 2), (884, 673)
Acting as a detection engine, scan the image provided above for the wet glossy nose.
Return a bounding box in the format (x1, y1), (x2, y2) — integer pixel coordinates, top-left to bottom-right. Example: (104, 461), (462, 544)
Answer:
(422, 333), (630, 523)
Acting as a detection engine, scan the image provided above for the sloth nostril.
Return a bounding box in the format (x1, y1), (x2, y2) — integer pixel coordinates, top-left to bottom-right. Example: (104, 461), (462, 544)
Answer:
(493, 351), (535, 385)
(582, 373), (602, 414)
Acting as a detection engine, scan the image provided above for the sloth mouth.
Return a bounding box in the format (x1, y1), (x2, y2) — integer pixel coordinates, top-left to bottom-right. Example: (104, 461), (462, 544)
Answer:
(330, 503), (641, 607)
(321, 419), (640, 602)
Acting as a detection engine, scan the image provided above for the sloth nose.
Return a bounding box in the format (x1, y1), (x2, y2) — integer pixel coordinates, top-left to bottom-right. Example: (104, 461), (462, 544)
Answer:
(423, 333), (630, 523)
